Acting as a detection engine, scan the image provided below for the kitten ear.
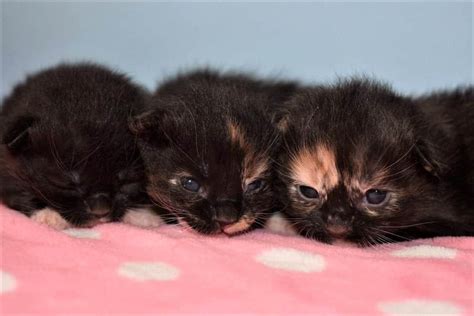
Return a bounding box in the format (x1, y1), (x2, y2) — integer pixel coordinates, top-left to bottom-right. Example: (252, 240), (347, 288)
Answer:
(129, 109), (175, 145)
(129, 110), (159, 135)
(272, 110), (290, 133)
(415, 139), (448, 178)
(2, 115), (36, 153)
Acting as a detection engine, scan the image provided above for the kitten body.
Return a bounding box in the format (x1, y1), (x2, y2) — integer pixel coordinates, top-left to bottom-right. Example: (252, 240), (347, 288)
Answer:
(131, 69), (298, 235)
(415, 87), (474, 200)
(276, 79), (473, 245)
(0, 63), (152, 228)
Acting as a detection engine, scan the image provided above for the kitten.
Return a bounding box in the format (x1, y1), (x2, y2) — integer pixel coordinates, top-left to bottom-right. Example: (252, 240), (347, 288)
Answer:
(0, 63), (155, 229)
(275, 79), (474, 245)
(130, 69), (298, 235)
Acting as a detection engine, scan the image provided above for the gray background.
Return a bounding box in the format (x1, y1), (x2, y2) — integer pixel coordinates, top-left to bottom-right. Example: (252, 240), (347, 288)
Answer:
(1, 1), (472, 98)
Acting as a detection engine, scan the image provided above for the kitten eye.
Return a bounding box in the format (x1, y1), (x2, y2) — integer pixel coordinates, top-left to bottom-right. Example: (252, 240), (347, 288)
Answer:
(181, 177), (200, 192)
(246, 179), (264, 192)
(298, 185), (319, 200)
(365, 189), (389, 205)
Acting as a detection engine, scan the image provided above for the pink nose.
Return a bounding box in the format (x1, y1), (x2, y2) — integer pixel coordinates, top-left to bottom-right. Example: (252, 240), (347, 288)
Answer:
(326, 224), (350, 237)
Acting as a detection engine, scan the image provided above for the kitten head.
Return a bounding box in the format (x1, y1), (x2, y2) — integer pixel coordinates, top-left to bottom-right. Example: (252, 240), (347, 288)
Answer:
(0, 64), (149, 226)
(277, 79), (456, 245)
(131, 70), (288, 235)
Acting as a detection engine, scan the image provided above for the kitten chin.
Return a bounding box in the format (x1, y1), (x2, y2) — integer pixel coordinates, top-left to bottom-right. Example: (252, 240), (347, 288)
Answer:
(275, 78), (474, 245)
(0, 63), (151, 228)
(131, 68), (299, 236)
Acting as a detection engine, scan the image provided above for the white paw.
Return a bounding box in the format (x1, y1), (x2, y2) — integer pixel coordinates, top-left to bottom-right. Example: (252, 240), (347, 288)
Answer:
(264, 212), (298, 236)
(122, 208), (164, 228)
(30, 208), (71, 230)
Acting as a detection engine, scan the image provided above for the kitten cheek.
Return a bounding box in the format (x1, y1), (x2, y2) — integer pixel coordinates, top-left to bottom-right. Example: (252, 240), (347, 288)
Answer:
(362, 207), (380, 217)
(289, 202), (319, 217)
(180, 217), (219, 235)
(302, 224), (332, 244)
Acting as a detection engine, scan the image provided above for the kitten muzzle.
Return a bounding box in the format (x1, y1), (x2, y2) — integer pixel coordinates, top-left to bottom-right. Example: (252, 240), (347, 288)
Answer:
(210, 201), (254, 235)
(326, 224), (351, 238)
(323, 208), (355, 238)
(86, 193), (111, 217)
(213, 201), (241, 227)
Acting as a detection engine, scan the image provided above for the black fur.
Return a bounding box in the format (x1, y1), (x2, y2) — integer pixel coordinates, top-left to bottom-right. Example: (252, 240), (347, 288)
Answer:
(131, 69), (298, 235)
(276, 78), (474, 245)
(0, 63), (150, 226)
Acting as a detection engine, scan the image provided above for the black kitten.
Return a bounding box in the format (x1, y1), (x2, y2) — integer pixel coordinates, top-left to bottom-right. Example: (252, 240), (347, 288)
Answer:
(0, 63), (153, 229)
(130, 69), (298, 235)
(275, 79), (474, 245)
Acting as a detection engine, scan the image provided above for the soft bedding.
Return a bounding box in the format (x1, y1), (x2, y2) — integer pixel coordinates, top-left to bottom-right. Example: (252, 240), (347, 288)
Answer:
(0, 205), (472, 315)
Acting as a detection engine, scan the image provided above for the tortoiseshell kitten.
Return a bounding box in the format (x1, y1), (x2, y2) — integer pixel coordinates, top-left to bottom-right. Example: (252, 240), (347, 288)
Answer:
(0, 63), (157, 229)
(275, 79), (473, 245)
(130, 69), (298, 235)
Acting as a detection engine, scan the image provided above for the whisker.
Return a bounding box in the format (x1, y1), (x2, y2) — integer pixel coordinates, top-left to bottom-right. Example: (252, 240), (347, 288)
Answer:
(371, 227), (411, 242)
(378, 221), (437, 229)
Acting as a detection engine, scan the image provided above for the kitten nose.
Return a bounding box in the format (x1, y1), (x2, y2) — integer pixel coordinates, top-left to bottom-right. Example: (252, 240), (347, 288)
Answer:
(214, 201), (240, 227)
(217, 219), (236, 228)
(326, 223), (350, 237)
(325, 209), (352, 237)
(87, 193), (111, 217)
(326, 213), (346, 224)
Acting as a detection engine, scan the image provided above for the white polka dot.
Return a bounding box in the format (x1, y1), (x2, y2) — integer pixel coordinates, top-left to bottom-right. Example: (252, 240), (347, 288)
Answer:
(256, 247), (326, 273)
(392, 245), (457, 259)
(63, 228), (101, 239)
(118, 262), (180, 281)
(378, 299), (462, 316)
(1, 271), (17, 294)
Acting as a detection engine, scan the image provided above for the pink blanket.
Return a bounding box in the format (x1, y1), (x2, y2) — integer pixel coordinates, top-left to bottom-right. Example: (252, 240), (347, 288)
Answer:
(1, 205), (472, 315)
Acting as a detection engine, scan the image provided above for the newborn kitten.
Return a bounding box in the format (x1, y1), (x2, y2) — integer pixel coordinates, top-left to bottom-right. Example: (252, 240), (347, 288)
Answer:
(0, 63), (154, 229)
(276, 79), (474, 245)
(130, 69), (298, 235)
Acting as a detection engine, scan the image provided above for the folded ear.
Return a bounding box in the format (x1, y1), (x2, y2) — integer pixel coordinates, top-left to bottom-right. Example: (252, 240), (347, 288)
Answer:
(415, 138), (449, 178)
(2, 115), (36, 153)
(129, 110), (158, 135)
(271, 109), (290, 133)
(129, 109), (176, 146)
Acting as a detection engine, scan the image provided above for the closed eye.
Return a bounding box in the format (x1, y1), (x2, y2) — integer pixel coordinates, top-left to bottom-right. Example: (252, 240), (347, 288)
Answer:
(181, 177), (200, 192)
(298, 185), (319, 200)
(363, 189), (390, 206)
(245, 179), (265, 193)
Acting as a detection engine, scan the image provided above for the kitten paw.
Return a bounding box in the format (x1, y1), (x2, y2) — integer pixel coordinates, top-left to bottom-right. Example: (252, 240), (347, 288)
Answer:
(265, 212), (298, 236)
(122, 208), (164, 228)
(30, 208), (71, 230)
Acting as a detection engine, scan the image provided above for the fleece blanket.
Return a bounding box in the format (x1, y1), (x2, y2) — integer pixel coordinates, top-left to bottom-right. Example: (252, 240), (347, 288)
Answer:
(0, 205), (472, 315)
